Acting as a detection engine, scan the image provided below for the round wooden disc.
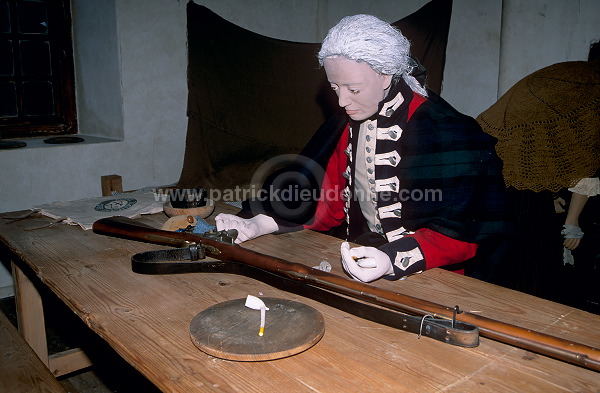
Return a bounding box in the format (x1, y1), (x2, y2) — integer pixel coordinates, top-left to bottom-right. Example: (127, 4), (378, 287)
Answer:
(190, 298), (325, 361)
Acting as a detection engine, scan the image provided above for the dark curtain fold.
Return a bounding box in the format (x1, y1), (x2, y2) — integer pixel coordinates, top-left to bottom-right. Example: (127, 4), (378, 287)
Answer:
(178, 0), (452, 190)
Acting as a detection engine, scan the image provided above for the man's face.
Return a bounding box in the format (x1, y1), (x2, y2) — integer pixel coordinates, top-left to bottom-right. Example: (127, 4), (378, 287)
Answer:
(324, 57), (392, 121)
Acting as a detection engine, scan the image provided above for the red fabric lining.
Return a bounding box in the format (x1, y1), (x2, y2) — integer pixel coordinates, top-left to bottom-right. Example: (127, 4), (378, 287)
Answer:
(407, 228), (477, 274)
(304, 125), (350, 231)
(408, 92), (427, 120)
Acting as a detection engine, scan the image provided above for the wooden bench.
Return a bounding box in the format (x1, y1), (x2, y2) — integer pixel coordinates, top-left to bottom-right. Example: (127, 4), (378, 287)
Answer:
(0, 310), (67, 393)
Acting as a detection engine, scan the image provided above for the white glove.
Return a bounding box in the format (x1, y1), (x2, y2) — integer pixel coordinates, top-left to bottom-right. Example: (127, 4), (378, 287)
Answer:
(340, 242), (393, 282)
(214, 213), (279, 244)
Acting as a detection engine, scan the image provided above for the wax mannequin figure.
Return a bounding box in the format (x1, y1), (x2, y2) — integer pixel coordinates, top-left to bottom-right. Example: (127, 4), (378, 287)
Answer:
(216, 15), (509, 282)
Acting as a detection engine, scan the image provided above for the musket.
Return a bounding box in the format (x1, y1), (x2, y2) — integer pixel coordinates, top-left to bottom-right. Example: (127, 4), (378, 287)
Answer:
(92, 216), (600, 371)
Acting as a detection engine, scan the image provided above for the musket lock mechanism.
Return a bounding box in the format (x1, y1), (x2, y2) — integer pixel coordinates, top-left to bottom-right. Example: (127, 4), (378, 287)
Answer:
(133, 229), (238, 265)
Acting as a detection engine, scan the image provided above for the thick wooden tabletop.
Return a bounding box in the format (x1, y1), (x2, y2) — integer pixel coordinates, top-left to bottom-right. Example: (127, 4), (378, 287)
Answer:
(0, 204), (598, 392)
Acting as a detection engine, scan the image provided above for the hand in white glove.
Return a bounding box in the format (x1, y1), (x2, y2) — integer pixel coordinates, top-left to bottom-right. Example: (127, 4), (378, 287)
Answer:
(340, 242), (393, 282)
(215, 213), (279, 244)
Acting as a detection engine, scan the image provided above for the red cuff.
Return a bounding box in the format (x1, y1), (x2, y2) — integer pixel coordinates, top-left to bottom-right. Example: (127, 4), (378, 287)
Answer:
(407, 228), (477, 273)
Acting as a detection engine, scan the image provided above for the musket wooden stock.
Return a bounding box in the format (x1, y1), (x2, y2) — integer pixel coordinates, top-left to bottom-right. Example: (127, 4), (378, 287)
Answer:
(92, 216), (600, 372)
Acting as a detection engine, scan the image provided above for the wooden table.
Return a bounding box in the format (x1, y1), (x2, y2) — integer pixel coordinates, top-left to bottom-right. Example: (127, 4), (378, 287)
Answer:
(0, 203), (598, 392)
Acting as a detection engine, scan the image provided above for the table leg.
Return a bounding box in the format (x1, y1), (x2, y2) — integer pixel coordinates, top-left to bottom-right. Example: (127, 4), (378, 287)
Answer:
(11, 261), (93, 376)
(12, 261), (49, 365)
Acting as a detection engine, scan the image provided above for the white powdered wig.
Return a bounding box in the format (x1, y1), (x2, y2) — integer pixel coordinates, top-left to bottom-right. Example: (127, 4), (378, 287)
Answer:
(318, 14), (427, 97)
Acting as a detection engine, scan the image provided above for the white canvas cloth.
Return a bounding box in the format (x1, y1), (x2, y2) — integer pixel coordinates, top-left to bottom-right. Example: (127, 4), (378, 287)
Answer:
(34, 191), (164, 230)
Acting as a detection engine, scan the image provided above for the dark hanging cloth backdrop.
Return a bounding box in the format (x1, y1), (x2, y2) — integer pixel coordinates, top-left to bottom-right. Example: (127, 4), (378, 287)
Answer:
(178, 0), (453, 190)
